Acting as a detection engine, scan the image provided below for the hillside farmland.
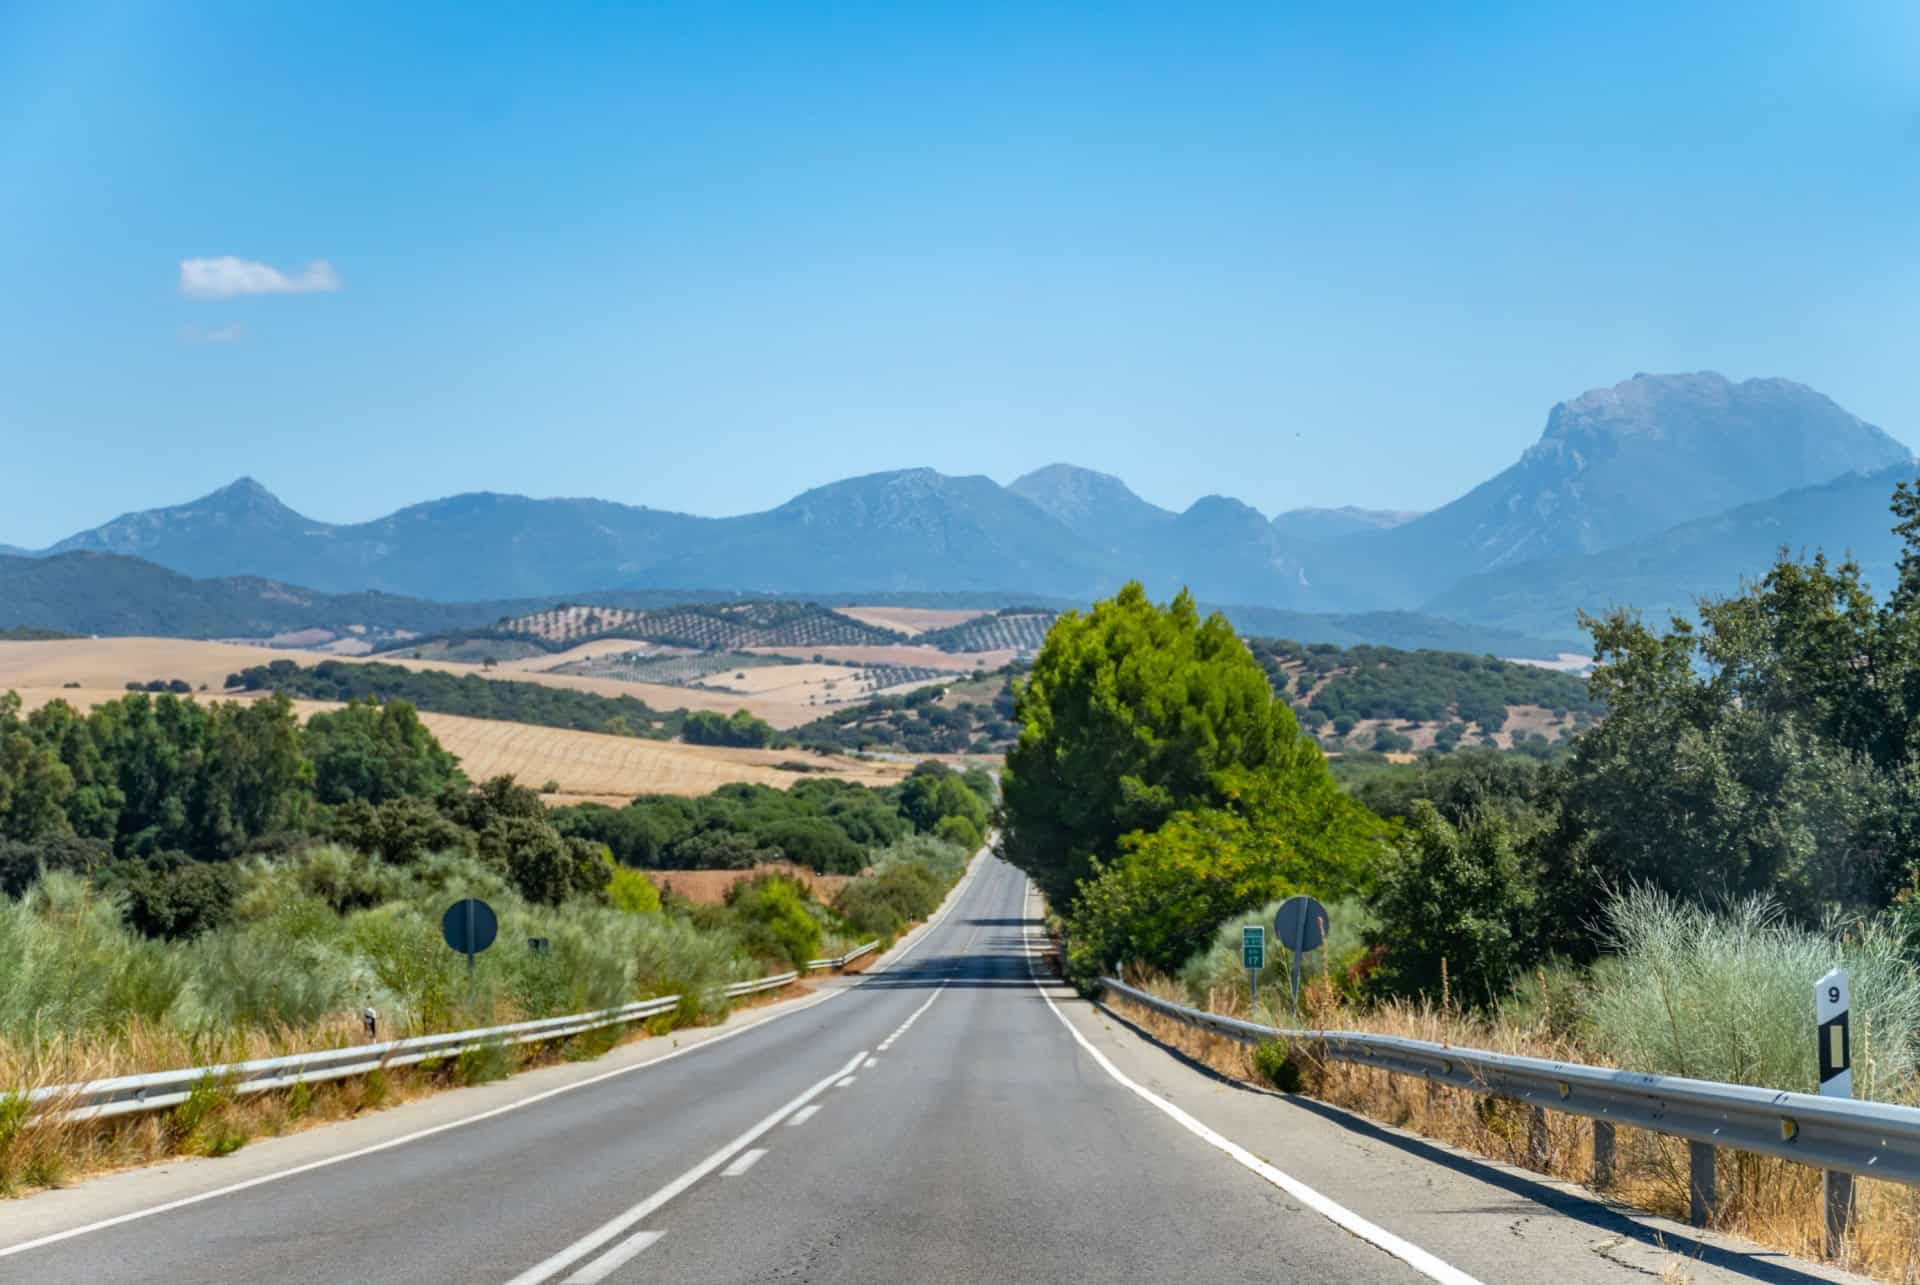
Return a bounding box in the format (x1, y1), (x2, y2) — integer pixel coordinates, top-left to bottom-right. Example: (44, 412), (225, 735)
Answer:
(5, 685), (909, 800)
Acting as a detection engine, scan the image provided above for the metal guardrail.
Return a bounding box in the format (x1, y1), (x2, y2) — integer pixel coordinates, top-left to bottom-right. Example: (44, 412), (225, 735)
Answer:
(1101, 976), (1920, 1241)
(28, 971), (805, 1124)
(806, 940), (879, 972)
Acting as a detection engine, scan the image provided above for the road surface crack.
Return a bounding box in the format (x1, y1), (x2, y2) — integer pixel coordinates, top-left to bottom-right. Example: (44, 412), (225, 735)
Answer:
(1588, 1234), (1671, 1279)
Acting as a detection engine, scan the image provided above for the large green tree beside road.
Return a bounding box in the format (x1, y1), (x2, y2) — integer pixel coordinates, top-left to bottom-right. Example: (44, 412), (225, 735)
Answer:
(1003, 584), (1321, 907)
(1003, 584), (1383, 981)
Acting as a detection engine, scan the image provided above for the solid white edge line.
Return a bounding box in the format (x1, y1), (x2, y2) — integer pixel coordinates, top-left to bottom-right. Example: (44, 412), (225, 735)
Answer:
(720, 1148), (767, 1178)
(0, 987), (847, 1262)
(1020, 881), (1485, 1285)
(506, 1049), (864, 1285)
(2, 852), (996, 1266)
(562, 1229), (662, 1284)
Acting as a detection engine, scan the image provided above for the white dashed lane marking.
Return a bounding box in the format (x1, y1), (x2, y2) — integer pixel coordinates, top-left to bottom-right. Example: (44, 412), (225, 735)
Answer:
(721, 1149), (767, 1178)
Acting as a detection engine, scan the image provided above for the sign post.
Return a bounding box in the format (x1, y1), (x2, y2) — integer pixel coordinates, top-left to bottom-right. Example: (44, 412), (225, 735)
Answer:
(1273, 895), (1329, 1018)
(442, 898), (499, 977)
(1241, 925), (1265, 1010)
(1816, 967), (1853, 1255)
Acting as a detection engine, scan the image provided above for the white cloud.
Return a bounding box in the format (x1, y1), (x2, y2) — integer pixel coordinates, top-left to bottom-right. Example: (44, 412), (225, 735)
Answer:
(180, 322), (248, 344)
(178, 256), (343, 299)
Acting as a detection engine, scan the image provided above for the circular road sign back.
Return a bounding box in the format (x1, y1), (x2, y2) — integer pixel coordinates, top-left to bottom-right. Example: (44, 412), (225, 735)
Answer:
(443, 898), (499, 956)
(1273, 895), (1329, 955)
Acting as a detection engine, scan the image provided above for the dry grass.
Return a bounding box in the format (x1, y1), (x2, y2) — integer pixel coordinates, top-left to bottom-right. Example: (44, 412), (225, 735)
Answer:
(744, 644), (1010, 673)
(646, 864), (856, 906)
(0, 984), (808, 1198)
(4, 687), (909, 800)
(833, 607), (987, 637)
(1101, 973), (1920, 1283)
(405, 712), (910, 798)
(501, 638), (676, 672)
(0, 637), (829, 728)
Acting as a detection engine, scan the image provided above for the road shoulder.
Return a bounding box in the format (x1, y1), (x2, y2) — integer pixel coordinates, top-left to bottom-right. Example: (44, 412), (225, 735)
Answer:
(1026, 903), (1868, 1284)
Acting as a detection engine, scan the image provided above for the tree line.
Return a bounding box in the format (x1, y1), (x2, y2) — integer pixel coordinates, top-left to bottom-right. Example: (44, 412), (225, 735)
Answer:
(1003, 484), (1920, 1006)
(0, 684), (989, 946)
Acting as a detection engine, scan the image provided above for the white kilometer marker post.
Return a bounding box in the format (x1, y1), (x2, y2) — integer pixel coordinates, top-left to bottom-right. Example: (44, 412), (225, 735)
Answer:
(1816, 968), (1853, 1255)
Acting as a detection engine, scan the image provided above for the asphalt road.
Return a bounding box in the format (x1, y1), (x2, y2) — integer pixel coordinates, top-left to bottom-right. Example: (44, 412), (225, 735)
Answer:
(0, 856), (1864, 1285)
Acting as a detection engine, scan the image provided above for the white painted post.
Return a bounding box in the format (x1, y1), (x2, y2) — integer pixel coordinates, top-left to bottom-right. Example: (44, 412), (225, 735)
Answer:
(1816, 967), (1854, 1258)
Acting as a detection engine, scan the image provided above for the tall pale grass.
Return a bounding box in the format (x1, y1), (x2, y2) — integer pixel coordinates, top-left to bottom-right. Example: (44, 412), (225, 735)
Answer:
(1587, 888), (1920, 1099)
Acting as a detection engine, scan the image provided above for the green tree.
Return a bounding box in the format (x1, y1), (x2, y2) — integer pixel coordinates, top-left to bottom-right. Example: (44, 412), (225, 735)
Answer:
(305, 698), (462, 805)
(1002, 584), (1322, 909)
(1367, 803), (1539, 1005)
(898, 764), (989, 837)
(933, 813), (982, 852)
(1538, 546), (1911, 951)
(1065, 766), (1382, 981)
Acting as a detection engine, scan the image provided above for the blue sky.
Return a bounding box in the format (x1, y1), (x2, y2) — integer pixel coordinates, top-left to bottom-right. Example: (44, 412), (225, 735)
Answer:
(2, 1), (1916, 546)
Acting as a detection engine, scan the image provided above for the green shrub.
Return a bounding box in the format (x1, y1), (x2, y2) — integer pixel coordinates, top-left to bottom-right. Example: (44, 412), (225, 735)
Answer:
(723, 874), (824, 970)
(833, 861), (948, 941)
(1253, 1040), (1306, 1092)
(604, 861), (662, 915)
(933, 814), (982, 853)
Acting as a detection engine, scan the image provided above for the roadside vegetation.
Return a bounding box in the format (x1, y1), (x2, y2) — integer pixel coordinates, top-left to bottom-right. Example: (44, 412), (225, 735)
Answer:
(0, 687), (987, 1191)
(1003, 481), (1920, 1282)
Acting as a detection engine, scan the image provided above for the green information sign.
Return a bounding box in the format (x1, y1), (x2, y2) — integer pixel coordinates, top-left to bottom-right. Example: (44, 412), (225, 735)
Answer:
(1241, 925), (1265, 971)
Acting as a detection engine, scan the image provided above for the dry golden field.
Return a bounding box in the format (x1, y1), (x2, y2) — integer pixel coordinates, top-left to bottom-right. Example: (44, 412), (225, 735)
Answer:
(0, 637), (303, 691)
(0, 638), (828, 728)
(1, 672), (912, 801)
(404, 713), (909, 798)
(499, 638), (673, 672)
(744, 643), (1011, 672)
(832, 606), (986, 637)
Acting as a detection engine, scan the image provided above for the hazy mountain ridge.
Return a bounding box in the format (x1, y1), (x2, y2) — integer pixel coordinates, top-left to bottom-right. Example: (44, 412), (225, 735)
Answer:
(1422, 462), (1920, 639)
(1269, 506), (1420, 543)
(1344, 372), (1910, 600)
(13, 372), (1909, 642)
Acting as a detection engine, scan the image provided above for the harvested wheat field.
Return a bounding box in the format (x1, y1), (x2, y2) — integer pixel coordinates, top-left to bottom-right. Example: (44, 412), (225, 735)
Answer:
(645, 863), (855, 905)
(3, 685), (910, 800)
(0, 638), (826, 728)
(498, 638), (669, 672)
(0, 637), (297, 692)
(408, 714), (909, 798)
(745, 644), (1011, 672)
(833, 606), (986, 637)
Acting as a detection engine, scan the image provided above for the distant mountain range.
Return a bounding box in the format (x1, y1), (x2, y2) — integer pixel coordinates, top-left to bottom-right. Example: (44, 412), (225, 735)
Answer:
(7, 371), (1911, 650)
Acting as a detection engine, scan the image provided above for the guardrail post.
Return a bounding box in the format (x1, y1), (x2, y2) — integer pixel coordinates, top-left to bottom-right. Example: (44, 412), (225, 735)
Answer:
(1824, 1169), (1854, 1258)
(1527, 1105), (1549, 1170)
(1591, 1120), (1615, 1189)
(1688, 1141), (1715, 1226)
